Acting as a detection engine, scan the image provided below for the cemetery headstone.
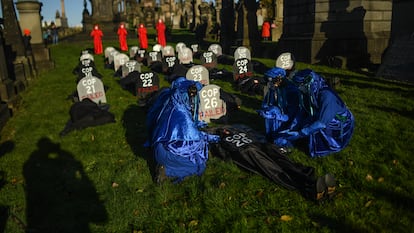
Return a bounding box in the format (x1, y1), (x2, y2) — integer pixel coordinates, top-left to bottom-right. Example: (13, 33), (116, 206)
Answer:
(178, 47), (194, 65)
(208, 44), (223, 57)
(275, 52), (295, 71)
(162, 56), (177, 74)
(233, 58), (254, 81)
(162, 45), (175, 57)
(153, 44), (162, 52)
(198, 84), (227, 123)
(200, 51), (218, 70)
(114, 53), (130, 72)
(80, 53), (94, 61)
(122, 60), (141, 78)
(136, 71), (160, 98)
(234, 46), (251, 61)
(105, 47), (116, 59)
(77, 76), (107, 104)
(186, 65), (210, 85)
(108, 50), (120, 66)
(176, 42), (187, 54)
(191, 44), (199, 54)
(146, 51), (162, 66)
(129, 46), (139, 58)
(135, 49), (147, 63)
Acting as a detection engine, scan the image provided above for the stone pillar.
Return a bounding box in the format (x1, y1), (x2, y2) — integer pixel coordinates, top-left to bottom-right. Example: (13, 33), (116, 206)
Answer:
(16, 0), (54, 71)
(277, 0), (391, 68)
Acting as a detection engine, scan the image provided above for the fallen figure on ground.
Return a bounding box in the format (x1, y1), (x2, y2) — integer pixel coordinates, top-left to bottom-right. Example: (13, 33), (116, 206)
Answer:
(206, 124), (337, 203)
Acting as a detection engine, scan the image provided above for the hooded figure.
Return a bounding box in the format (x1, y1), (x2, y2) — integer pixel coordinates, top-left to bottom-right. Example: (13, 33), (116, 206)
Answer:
(275, 69), (355, 157)
(90, 25), (103, 54)
(145, 77), (219, 182)
(117, 23), (128, 51)
(137, 24), (148, 49)
(156, 19), (167, 47)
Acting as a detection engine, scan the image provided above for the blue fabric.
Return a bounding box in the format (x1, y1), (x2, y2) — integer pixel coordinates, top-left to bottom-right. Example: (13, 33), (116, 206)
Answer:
(274, 69), (354, 157)
(146, 78), (218, 180)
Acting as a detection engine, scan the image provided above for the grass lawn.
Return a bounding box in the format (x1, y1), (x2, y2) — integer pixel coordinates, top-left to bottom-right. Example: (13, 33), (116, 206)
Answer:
(0, 29), (413, 232)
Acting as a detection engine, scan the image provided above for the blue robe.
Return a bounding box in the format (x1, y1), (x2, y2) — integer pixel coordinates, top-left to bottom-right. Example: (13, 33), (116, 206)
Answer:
(146, 78), (218, 180)
(275, 69), (355, 157)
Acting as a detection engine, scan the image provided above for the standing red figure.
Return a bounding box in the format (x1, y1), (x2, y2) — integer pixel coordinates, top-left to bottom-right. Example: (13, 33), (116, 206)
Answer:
(117, 23), (128, 51)
(261, 21), (271, 41)
(137, 24), (148, 49)
(156, 19), (167, 47)
(90, 24), (103, 54)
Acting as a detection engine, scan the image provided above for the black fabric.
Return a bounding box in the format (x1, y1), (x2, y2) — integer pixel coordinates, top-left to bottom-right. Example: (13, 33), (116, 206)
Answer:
(208, 125), (316, 197)
(60, 98), (115, 136)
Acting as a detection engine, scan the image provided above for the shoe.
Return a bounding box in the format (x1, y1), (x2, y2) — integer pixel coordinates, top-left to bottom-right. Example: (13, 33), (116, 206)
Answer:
(315, 176), (327, 202)
(155, 165), (168, 184)
(324, 173), (337, 199)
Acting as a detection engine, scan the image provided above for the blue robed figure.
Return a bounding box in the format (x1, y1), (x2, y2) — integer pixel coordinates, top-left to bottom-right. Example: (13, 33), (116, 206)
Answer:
(257, 67), (304, 143)
(146, 77), (219, 182)
(275, 69), (355, 157)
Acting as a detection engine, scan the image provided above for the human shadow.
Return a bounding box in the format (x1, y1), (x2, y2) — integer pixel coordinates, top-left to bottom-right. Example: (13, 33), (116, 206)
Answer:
(0, 140), (15, 233)
(121, 104), (157, 180)
(24, 137), (108, 233)
(316, 1), (370, 69)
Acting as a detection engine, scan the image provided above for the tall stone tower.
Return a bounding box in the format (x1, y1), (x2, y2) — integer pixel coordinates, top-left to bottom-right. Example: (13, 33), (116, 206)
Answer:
(59, 0), (69, 28)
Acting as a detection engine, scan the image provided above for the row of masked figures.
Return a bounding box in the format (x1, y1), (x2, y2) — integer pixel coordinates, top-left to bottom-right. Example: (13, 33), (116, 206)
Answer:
(63, 41), (355, 203)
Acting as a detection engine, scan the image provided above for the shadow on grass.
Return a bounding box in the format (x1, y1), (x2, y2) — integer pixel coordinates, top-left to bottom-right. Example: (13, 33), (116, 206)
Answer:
(0, 140), (15, 233)
(23, 137), (108, 232)
(122, 104), (158, 182)
(310, 214), (368, 233)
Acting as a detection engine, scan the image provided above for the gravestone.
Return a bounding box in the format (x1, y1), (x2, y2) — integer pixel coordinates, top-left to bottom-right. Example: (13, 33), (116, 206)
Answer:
(146, 51), (162, 66)
(233, 58), (253, 81)
(162, 45), (175, 57)
(162, 56), (177, 74)
(136, 71), (160, 98)
(122, 60), (141, 78)
(234, 46), (251, 61)
(135, 49), (147, 63)
(108, 50), (120, 66)
(208, 43), (223, 57)
(80, 53), (94, 62)
(153, 44), (162, 52)
(191, 44), (199, 54)
(178, 47), (193, 65)
(114, 53), (130, 72)
(176, 42), (187, 54)
(200, 51), (218, 70)
(275, 52), (295, 70)
(129, 46), (139, 58)
(104, 47), (116, 59)
(198, 84), (227, 123)
(77, 76), (107, 104)
(186, 65), (210, 85)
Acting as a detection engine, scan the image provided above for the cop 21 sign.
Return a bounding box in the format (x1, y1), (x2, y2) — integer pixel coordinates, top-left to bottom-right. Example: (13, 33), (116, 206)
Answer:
(77, 76), (107, 104)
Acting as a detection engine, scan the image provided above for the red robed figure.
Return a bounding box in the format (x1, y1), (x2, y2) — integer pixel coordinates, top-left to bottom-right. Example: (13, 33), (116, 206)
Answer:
(90, 25), (103, 54)
(117, 23), (128, 51)
(137, 24), (148, 49)
(156, 19), (167, 47)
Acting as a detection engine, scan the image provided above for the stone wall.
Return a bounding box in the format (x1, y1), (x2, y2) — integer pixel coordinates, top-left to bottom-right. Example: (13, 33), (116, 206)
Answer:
(277, 0), (391, 68)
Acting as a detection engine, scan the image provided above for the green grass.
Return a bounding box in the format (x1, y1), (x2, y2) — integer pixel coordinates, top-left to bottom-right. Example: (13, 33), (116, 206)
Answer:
(1, 29), (414, 232)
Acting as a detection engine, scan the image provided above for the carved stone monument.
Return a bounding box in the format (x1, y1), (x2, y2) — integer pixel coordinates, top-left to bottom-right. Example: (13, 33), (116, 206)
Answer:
(16, 0), (54, 71)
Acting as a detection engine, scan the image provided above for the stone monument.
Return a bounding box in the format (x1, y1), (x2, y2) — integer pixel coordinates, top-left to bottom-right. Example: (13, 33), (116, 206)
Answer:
(376, 0), (414, 83)
(16, 0), (54, 71)
(277, 0), (391, 69)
